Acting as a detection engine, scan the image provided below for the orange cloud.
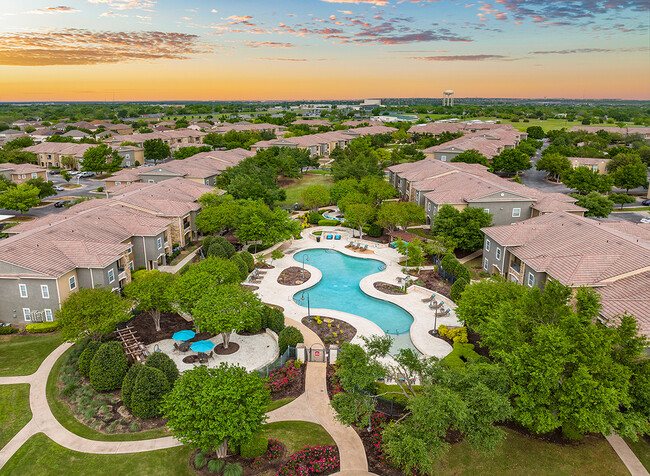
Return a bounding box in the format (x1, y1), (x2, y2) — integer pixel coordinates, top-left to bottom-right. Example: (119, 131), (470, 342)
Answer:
(28, 6), (80, 14)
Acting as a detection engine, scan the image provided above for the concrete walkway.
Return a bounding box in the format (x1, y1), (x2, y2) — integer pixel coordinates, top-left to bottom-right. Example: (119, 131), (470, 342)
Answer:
(605, 434), (650, 476)
(158, 247), (201, 274)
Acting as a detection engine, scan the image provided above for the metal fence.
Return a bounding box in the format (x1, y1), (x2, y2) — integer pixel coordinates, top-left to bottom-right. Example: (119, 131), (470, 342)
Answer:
(356, 385), (407, 418)
(256, 345), (296, 377)
(431, 256), (457, 285)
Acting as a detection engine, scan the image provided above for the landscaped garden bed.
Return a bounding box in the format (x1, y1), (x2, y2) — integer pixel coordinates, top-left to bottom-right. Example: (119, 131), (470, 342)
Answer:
(277, 266), (311, 286)
(373, 281), (406, 295)
(301, 316), (356, 347)
(414, 270), (452, 298)
(266, 360), (306, 401)
(124, 311), (195, 346)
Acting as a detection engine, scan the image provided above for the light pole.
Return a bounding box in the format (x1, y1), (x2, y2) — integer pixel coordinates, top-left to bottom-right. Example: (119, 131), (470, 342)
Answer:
(301, 292), (311, 319)
(301, 254), (310, 280)
(433, 304), (438, 335)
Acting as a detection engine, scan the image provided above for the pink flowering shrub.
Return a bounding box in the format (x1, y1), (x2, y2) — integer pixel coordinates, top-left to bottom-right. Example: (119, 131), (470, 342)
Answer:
(277, 446), (339, 476)
(251, 456), (264, 470)
(368, 413), (390, 464)
(267, 438), (282, 459)
(266, 361), (299, 393)
(327, 366), (342, 395)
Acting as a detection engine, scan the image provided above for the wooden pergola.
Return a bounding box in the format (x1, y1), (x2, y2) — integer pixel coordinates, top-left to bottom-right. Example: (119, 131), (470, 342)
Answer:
(115, 326), (149, 362)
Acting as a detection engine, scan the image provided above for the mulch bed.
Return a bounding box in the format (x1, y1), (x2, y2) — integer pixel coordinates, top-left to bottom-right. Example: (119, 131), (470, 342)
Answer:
(123, 311), (217, 346)
(255, 262), (275, 269)
(414, 270), (452, 299)
(301, 316), (356, 347)
(356, 426), (404, 476)
(374, 281), (406, 295)
(277, 266), (311, 285)
(269, 360), (307, 400)
(214, 342), (240, 355)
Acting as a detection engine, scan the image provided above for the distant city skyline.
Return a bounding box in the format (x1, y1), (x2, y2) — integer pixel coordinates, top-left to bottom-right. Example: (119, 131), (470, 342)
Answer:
(1, 0), (648, 101)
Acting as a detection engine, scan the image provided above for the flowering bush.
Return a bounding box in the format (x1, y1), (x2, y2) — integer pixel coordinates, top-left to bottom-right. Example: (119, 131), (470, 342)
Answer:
(267, 438), (282, 459)
(437, 325), (468, 343)
(368, 413), (390, 464)
(251, 457), (263, 470)
(277, 446), (339, 476)
(266, 361), (300, 393)
(327, 366), (342, 396)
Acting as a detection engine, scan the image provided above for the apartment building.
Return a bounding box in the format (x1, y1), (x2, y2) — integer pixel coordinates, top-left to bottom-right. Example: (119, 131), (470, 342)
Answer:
(105, 129), (207, 152)
(0, 163), (48, 184)
(422, 128), (527, 162)
(481, 212), (650, 336)
(0, 178), (215, 325)
(569, 126), (650, 142)
(23, 142), (94, 169)
(387, 159), (584, 226)
(569, 157), (611, 174)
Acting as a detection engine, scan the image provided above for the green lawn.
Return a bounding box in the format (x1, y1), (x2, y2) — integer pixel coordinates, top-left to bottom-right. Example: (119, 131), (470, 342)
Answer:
(0, 384), (32, 449)
(46, 347), (169, 442)
(613, 206), (650, 212)
(267, 398), (295, 413)
(439, 428), (628, 476)
(624, 436), (650, 471)
(464, 257), (486, 280)
(0, 334), (63, 377)
(278, 173), (334, 207)
(1, 433), (194, 476)
(259, 421), (335, 454)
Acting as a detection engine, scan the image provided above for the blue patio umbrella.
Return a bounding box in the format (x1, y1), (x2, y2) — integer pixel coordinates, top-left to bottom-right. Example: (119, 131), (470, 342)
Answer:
(190, 340), (215, 353)
(172, 330), (195, 342)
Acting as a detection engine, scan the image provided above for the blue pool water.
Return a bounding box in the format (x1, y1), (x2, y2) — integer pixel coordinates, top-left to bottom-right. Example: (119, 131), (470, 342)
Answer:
(292, 249), (414, 335)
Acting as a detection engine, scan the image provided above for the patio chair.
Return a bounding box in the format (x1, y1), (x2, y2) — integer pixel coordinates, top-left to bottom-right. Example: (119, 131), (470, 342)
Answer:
(334, 235), (341, 240)
(326, 234), (333, 240)
(178, 342), (191, 352)
(207, 351), (214, 360)
(421, 294), (435, 303)
(173, 342), (182, 353)
(198, 353), (208, 364)
(438, 308), (450, 317)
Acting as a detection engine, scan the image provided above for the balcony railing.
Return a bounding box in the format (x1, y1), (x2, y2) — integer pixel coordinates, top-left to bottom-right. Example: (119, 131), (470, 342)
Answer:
(117, 266), (125, 273)
(183, 221), (190, 229)
(510, 261), (521, 274)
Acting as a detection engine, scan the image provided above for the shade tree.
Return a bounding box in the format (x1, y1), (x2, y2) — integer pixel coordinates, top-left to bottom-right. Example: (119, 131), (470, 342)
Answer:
(124, 270), (175, 332)
(431, 205), (492, 251)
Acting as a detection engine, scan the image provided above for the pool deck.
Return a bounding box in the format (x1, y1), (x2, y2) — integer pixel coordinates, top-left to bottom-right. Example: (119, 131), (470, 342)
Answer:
(254, 228), (460, 358)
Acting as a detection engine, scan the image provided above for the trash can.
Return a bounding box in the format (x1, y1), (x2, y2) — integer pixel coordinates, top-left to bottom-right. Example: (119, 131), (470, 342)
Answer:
(316, 236), (321, 243)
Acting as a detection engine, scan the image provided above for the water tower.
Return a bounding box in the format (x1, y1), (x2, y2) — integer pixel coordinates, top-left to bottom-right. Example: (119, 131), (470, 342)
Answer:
(442, 90), (454, 107)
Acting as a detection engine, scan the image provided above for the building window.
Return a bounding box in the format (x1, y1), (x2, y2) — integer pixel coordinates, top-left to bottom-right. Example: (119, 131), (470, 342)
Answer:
(44, 309), (53, 322)
(148, 180), (154, 183)
(592, 165), (598, 172)
(496, 248), (502, 260)
(484, 208), (489, 214)
(41, 285), (49, 299)
(205, 179), (209, 185)
(129, 261), (134, 271)
(157, 237), (162, 249)
(23, 308), (31, 322)
(527, 272), (535, 287)
(31, 173), (37, 179)
(108, 269), (115, 283)
(19, 284), (28, 298)
(115, 181), (121, 185)
(125, 161), (131, 167)
(483, 258), (488, 270)
(485, 240), (491, 251)
(512, 208), (521, 218)
(427, 202), (431, 212)
(127, 247), (132, 254)
(441, 155), (447, 161)
(69, 276), (76, 290)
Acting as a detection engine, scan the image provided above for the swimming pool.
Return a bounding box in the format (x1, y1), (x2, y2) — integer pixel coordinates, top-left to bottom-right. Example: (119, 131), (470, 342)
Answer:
(293, 249), (417, 349)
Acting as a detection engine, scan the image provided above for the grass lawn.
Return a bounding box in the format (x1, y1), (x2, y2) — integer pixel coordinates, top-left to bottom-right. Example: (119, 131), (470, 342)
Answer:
(0, 384), (32, 449)
(259, 421), (334, 454)
(267, 398), (295, 413)
(278, 173), (334, 207)
(464, 257), (486, 280)
(374, 383), (422, 406)
(613, 206), (650, 212)
(624, 436), (650, 471)
(46, 347), (169, 441)
(439, 428), (628, 476)
(1, 433), (194, 476)
(0, 334), (63, 377)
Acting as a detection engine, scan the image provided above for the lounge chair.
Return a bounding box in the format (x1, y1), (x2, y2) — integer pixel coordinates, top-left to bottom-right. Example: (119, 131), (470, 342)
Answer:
(364, 245), (368, 250)
(438, 308), (450, 317)
(347, 241), (354, 248)
(421, 294), (435, 303)
(326, 234), (333, 240)
(334, 235), (341, 240)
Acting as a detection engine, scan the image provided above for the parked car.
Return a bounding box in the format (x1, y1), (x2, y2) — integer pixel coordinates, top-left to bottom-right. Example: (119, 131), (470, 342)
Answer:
(78, 172), (95, 178)
(641, 218), (650, 224)
(54, 201), (69, 208)
(642, 199), (650, 206)
(48, 169), (60, 175)
(54, 186), (64, 191)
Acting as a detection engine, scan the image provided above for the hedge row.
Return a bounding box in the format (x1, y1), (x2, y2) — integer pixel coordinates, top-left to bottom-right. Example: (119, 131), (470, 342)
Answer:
(26, 321), (60, 333)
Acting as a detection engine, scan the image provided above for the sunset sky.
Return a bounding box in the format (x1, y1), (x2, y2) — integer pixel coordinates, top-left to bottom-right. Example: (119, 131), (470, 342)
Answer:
(0, 0), (648, 101)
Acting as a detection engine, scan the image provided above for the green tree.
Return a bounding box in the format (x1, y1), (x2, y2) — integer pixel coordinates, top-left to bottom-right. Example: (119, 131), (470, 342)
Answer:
(203, 133), (226, 149)
(563, 166), (613, 194)
(56, 288), (131, 342)
(396, 239), (425, 267)
(124, 270), (175, 332)
(525, 125), (545, 140)
(0, 183), (41, 214)
(81, 144), (112, 173)
(24, 177), (56, 199)
(569, 192), (614, 217)
(192, 284), (263, 348)
(162, 364), (270, 457)
(234, 201), (300, 250)
(143, 138), (171, 164)
(360, 177), (397, 205)
(61, 170), (72, 182)
(491, 149), (532, 175)
(195, 194), (241, 234)
(608, 193), (637, 210)
(131, 366), (170, 418)
(455, 278), (528, 329)
(431, 205), (492, 251)
(611, 162), (648, 193)
(60, 155), (76, 170)
(450, 149), (489, 167)
(536, 152), (571, 182)
(607, 152), (643, 173)
(376, 201), (425, 232)
(173, 145), (211, 160)
(4, 136), (34, 150)
(89, 341), (129, 392)
(300, 185), (331, 211)
(345, 203), (375, 238)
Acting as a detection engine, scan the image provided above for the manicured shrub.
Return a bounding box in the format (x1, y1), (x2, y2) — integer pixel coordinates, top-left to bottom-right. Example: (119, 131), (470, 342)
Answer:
(208, 242), (227, 259)
(202, 235), (213, 250)
(441, 253), (458, 277)
(367, 223), (383, 237)
(25, 321), (59, 333)
(145, 352), (179, 386)
(268, 308), (285, 334)
(122, 363), (143, 409)
(194, 452), (207, 469)
(97, 186), (104, 192)
(230, 254), (249, 281)
(89, 341), (128, 392)
(239, 250), (255, 273)
(438, 325), (469, 344)
(240, 434), (269, 458)
(213, 236), (235, 258)
(450, 277), (469, 302)
(308, 211), (323, 224)
(245, 310), (262, 333)
(442, 342), (483, 369)
(223, 463), (243, 476)
(208, 459), (224, 473)
(130, 365), (170, 418)
(317, 219), (339, 226)
(78, 341), (102, 377)
(278, 326), (304, 354)
(178, 263), (191, 275)
(0, 325), (17, 335)
(260, 306), (272, 329)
